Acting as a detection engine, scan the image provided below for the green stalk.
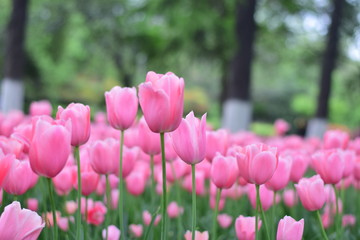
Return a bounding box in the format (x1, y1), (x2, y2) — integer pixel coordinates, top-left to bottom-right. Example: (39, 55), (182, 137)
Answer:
(316, 210), (329, 240)
(84, 196), (88, 240)
(105, 175), (112, 240)
(144, 207), (161, 240)
(212, 188), (222, 240)
(74, 146), (82, 240)
(118, 130), (125, 240)
(255, 185), (260, 240)
(47, 178), (58, 240)
(150, 154), (156, 207)
(170, 161), (183, 240)
(272, 191), (277, 239)
(256, 185), (271, 240)
(160, 132), (167, 240)
(333, 184), (341, 240)
(191, 164), (196, 240)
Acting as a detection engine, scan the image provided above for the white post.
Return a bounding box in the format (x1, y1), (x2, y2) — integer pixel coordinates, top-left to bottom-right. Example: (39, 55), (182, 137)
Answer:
(306, 118), (327, 138)
(222, 99), (252, 133)
(0, 78), (24, 113)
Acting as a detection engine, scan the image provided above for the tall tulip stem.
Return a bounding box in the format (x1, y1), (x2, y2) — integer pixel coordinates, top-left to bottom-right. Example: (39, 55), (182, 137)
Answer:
(47, 178), (58, 240)
(316, 210), (329, 240)
(74, 146), (82, 240)
(150, 154), (156, 207)
(256, 185), (271, 240)
(160, 132), (167, 240)
(118, 130), (125, 240)
(191, 164), (197, 240)
(170, 161), (183, 240)
(105, 174), (112, 240)
(212, 188), (221, 240)
(333, 184), (341, 240)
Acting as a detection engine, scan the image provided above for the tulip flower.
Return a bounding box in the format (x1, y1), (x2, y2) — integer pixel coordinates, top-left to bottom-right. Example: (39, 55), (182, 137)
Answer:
(167, 201), (184, 218)
(217, 214), (233, 229)
(276, 216), (304, 240)
(0, 201), (45, 240)
(102, 225), (120, 240)
(311, 150), (344, 184)
(129, 224), (143, 238)
(274, 119), (289, 136)
(29, 100), (52, 116)
(26, 198), (39, 212)
(88, 138), (119, 175)
(205, 129), (229, 161)
(323, 130), (349, 150)
(266, 155), (292, 191)
(235, 215), (261, 240)
(105, 86), (138, 131)
(184, 231), (209, 240)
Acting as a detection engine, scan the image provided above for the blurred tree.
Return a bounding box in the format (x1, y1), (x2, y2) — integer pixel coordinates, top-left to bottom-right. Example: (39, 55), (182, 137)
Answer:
(307, 0), (345, 138)
(222, 0), (257, 132)
(1, 0), (29, 113)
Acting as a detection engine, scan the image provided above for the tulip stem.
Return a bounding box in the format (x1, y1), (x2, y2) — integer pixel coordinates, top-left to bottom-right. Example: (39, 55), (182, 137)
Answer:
(105, 174), (111, 240)
(256, 185), (271, 240)
(255, 185), (259, 240)
(212, 188), (222, 240)
(332, 184), (341, 240)
(160, 132), (167, 240)
(150, 154), (156, 206)
(191, 164), (197, 240)
(118, 130), (125, 240)
(84, 196), (88, 240)
(316, 210), (329, 240)
(272, 191), (277, 239)
(74, 146), (82, 240)
(47, 177), (58, 240)
(170, 161), (183, 240)
(144, 207), (161, 240)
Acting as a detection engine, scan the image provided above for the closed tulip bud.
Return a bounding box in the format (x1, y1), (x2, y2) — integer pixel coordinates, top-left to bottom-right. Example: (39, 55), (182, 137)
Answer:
(236, 143), (278, 185)
(129, 224), (143, 238)
(276, 216), (304, 240)
(0, 201), (45, 240)
(184, 230), (209, 240)
(29, 118), (71, 178)
(53, 166), (74, 195)
(283, 189), (298, 207)
(274, 119), (289, 136)
(206, 129), (229, 161)
(139, 71), (184, 133)
(323, 130), (349, 150)
(217, 214), (233, 229)
(167, 201), (184, 218)
(102, 225), (120, 240)
(0, 153), (14, 187)
(105, 86), (138, 130)
(295, 175), (326, 211)
(288, 152), (308, 183)
(235, 215), (261, 240)
(126, 172), (146, 196)
(56, 103), (91, 146)
(266, 155), (292, 191)
(342, 214), (356, 227)
(89, 138), (119, 175)
(137, 117), (161, 155)
(26, 198), (39, 212)
(65, 201), (77, 215)
(342, 150), (355, 178)
(118, 146), (137, 179)
(171, 111), (207, 165)
(29, 100), (52, 116)
(312, 150), (344, 184)
(211, 153), (238, 189)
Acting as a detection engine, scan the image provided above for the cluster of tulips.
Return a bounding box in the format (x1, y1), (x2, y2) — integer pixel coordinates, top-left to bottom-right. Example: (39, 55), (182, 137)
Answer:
(0, 71), (359, 240)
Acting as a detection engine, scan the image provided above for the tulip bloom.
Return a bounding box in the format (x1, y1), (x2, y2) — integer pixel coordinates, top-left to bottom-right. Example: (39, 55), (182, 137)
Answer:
(29, 100), (52, 116)
(129, 224), (143, 238)
(211, 153), (238, 189)
(57, 103), (91, 146)
(323, 130), (349, 150)
(88, 138), (119, 175)
(137, 117), (161, 155)
(184, 231), (209, 240)
(167, 201), (184, 218)
(138, 71), (184, 133)
(0, 201), (45, 240)
(248, 184), (274, 211)
(171, 111), (207, 165)
(102, 225), (121, 240)
(29, 118), (71, 178)
(266, 155), (292, 191)
(235, 215), (261, 240)
(311, 150), (344, 184)
(217, 214), (233, 229)
(236, 143), (278, 185)
(295, 175), (326, 211)
(276, 216), (304, 240)
(274, 119), (289, 136)
(205, 129), (228, 161)
(105, 86), (138, 130)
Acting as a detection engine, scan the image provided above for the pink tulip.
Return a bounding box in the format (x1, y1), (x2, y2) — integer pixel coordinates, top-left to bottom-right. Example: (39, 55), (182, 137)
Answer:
(53, 166), (74, 195)
(342, 214), (356, 227)
(56, 103), (91, 146)
(118, 146), (137, 178)
(266, 155), (292, 191)
(0, 110), (24, 137)
(217, 214), (233, 228)
(126, 172), (146, 196)
(236, 143), (278, 185)
(29, 100), (52, 116)
(0, 201), (45, 240)
(248, 184), (274, 211)
(323, 130), (349, 149)
(342, 150), (355, 178)
(137, 117), (161, 155)
(26, 198), (38, 212)
(206, 129), (228, 161)
(129, 224), (143, 238)
(183, 171), (206, 195)
(274, 119), (289, 136)
(210, 195), (225, 211)
(235, 215), (261, 240)
(86, 201), (107, 226)
(65, 201), (78, 215)
(184, 230), (209, 240)
(171, 111), (207, 165)
(143, 210), (161, 226)
(29, 118), (71, 178)
(105, 86), (138, 130)
(288, 152), (308, 183)
(311, 150), (344, 184)
(211, 153), (238, 189)
(354, 157), (360, 181)
(167, 201), (184, 218)
(0, 153), (14, 187)
(102, 225), (121, 240)
(76, 164), (100, 196)
(276, 216), (304, 240)
(283, 189), (298, 207)
(322, 209), (333, 229)
(88, 138), (119, 175)
(295, 175), (326, 211)
(138, 71), (184, 133)
(3, 159), (38, 195)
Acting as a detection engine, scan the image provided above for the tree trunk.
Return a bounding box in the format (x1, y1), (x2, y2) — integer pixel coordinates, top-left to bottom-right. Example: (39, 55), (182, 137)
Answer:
(307, 0), (344, 138)
(1, 0), (29, 113)
(222, 0), (257, 132)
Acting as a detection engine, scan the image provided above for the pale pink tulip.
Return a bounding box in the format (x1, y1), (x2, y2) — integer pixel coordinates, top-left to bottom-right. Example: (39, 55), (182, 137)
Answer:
(205, 129), (228, 161)
(323, 130), (349, 150)
(211, 153), (238, 189)
(88, 138), (119, 175)
(102, 225), (121, 240)
(274, 119), (289, 136)
(217, 214), (233, 228)
(137, 117), (161, 155)
(266, 155), (292, 191)
(184, 230), (209, 240)
(126, 172), (146, 196)
(248, 184), (274, 211)
(276, 216), (304, 240)
(26, 198), (38, 212)
(167, 201), (184, 218)
(129, 224), (143, 238)
(283, 189), (298, 207)
(295, 175), (326, 211)
(342, 214), (356, 227)
(312, 150), (344, 184)
(53, 166), (74, 195)
(29, 100), (52, 116)
(235, 215), (261, 240)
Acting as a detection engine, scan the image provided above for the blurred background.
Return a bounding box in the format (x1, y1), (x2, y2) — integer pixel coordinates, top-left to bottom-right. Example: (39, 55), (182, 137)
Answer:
(0, 0), (359, 137)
